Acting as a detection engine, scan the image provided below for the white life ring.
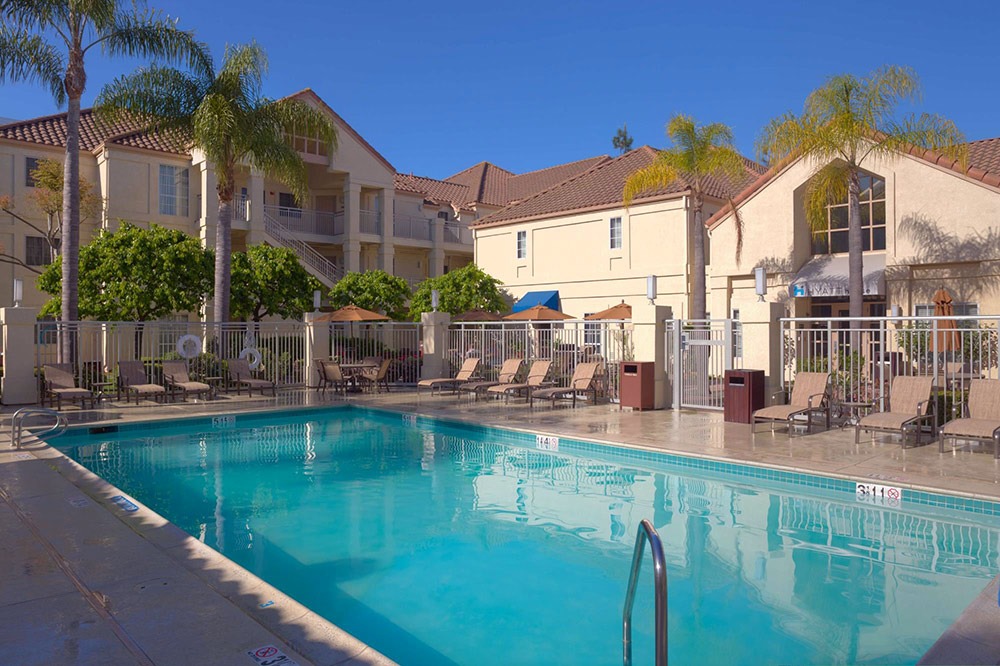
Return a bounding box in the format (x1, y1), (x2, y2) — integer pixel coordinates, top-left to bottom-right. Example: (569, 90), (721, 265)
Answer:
(176, 334), (202, 359)
(239, 347), (263, 370)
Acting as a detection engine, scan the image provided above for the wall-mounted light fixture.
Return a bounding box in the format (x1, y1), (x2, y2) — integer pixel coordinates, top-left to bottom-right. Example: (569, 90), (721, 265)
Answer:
(753, 267), (767, 302)
(431, 289), (440, 312)
(13, 278), (23, 307)
(646, 275), (657, 304)
(313, 290), (321, 312)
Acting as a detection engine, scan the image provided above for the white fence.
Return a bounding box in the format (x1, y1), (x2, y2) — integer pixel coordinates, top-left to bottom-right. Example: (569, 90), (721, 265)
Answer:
(34, 320), (307, 401)
(328, 322), (422, 385)
(664, 319), (743, 410)
(446, 320), (633, 401)
(782, 316), (1000, 426)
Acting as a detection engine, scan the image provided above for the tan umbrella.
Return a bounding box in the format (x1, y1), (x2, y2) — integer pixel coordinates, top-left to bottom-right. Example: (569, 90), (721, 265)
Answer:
(313, 304), (390, 322)
(453, 308), (504, 322)
(584, 301), (632, 320)
(932, 288), (959, 352)
(503, 304), (573, 321)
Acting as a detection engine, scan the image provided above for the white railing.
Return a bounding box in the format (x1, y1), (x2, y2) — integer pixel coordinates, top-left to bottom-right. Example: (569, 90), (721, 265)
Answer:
(328, 322), (422, 384)
(360, 209), (381, 235)
(394, 214), (432, 241)
(664, 319), (743, 410)
(443, 222), (473, 245)
(233, 196), (249, 222)
(447, 320), (633, 401)
(263, 204), (343, 236)
(263, 211), (344, 287)
(781, 315), (1000, 427)
(34, 320), (308, 402)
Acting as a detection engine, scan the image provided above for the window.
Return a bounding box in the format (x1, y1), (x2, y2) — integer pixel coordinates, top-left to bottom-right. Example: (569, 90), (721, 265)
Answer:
(278, 192), (302, 218)
(516, 230), (527, 259)
(811, 173), (886, 254)
(25, 157), (39, 187)
(610, 217), (622, 249)
(437, 211), (450, 221)
(158, 165), (189, 216)
(583, 316), (602, 355)
(915, 302), (979, 317)
(25, 235), (49, 266)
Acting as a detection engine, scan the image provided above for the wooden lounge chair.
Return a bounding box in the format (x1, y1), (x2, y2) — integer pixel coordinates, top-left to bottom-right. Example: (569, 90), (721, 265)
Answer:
(357, 358), (392, 394)
(488, 360), (553, 403)
(751, 372), (830, 434)
(530, 362), (601, 408)
(117, 361), (168, 404)
(42, 363), (96, 409)
(855, 375), (936, 448)
(162, 360), (212, 402)
(940, 379), (1000, 458)
(417, 357), (481, 395)
(459, 358), (523, 400)
(227, 358), (277, 396)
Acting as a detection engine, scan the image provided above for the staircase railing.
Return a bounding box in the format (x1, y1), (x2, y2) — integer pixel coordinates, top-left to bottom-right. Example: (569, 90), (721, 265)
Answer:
(263, 211), (345, 287)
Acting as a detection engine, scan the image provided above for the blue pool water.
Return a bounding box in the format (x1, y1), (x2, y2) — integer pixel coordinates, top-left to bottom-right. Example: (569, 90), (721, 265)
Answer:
(57, 407), (1000, 665)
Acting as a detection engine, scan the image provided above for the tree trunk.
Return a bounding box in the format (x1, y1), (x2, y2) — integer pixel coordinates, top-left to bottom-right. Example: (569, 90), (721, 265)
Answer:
(59, 94), (82, 363)
(691, 198), (707, 319)
(847, 170), (864, 319)
(213, 197), (233, 323)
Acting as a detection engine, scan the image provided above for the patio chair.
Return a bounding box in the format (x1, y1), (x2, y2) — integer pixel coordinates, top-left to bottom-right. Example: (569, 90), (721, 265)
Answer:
(314, 360), (348, 395)
(488, 360), (553, 403)
(940, 379), (1000, 458)
(530, 362), (601, 408)
(162, 360), (212, 402)
(751, 372), (830, 434)
(226, 358), (277, 397)
(357, 358), (392, 394)
(42, 363), (96, 410)
(117, 361), (169, 404)
(459, 358), (523, 400)
(417, 357), (481, 395)
(855, 375), (936, 448)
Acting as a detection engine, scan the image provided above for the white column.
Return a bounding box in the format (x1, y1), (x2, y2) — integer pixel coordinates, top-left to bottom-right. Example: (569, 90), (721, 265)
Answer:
(198, 162), (217, 251)
(1, 307), (42, 404)
(630, 303), (673, 409)
(429, 218), (445, 277)
(379, 243), (394, 273)
(343, 180), (362, 273)
(247, 169), (265, 245)
(304, 311), (331, 388)
(381, 187), (395, 243)
(420, 311), (451, 380)
(737, 300), (785, 404)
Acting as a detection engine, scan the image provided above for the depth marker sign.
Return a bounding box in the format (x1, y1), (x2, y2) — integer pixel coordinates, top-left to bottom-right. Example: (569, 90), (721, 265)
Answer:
(856, 482), (902, 507)
(246, 645), (299, 666)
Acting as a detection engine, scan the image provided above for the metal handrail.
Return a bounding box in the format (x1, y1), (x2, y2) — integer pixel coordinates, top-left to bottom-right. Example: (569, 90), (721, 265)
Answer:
(10, 407), (67, 449)
(263, 211), (345, 287)
(623, 519), (668, 666)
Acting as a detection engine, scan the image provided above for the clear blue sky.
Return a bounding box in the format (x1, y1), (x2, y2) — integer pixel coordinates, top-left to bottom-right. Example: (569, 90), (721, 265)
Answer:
(2, 0), (997, 179)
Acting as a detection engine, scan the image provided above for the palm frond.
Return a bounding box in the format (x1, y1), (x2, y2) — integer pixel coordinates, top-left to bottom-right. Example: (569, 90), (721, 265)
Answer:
(0, 0), (65, 31)
(622, 157), (680, 207)
(243, 108), (310, 203)
(700, 144), (747, 185)
(216, 41), (266, 107)
(191, 92), (238, 166)
(0, 24), (65, 103)
(95, 63), (203, 130)
(90, 6), (212, 80)
(264, 96), (338, 157)
(871, 112), (967, 169)
(803, 162), (850, 232)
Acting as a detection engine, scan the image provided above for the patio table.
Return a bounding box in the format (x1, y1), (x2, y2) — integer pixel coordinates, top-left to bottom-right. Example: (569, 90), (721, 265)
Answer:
(836, 400), (874, 429)
(91, 381), (117, 403)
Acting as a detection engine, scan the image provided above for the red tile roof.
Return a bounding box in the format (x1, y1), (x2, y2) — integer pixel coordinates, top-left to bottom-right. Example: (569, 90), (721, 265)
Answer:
(506, 155), (610, 203)
(393, 173), (476, 211)
(0, 108), (188, 154)
(444, 161), (516, 207)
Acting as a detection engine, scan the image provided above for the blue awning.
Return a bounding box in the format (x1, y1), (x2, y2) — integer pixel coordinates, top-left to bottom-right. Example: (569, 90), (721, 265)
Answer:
(512, 290), (560, 313)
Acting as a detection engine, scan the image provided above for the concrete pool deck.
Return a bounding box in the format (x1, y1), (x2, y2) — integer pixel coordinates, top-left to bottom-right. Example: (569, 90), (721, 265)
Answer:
(3, 387), (1000, 664)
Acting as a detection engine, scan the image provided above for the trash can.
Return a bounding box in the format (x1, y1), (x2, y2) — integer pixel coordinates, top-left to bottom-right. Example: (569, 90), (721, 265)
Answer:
(620, 362), (655, 411)
(724, 369), (765, 423)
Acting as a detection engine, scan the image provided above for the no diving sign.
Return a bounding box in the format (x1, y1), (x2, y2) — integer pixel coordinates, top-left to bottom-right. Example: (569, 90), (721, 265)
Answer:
(246, 645), (299, 666)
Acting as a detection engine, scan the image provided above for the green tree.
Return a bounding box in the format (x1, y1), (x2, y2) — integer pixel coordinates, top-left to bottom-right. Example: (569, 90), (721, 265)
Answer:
(328, 270), (411, 320)
(624, 114), (748, 319)
(757, 65), (965, 318)
(37, 222), (212, 320)
(95, 42), (337, 322)
(230, 244), (322, 322)
(612, 123), (633, 154)
(0, 0), (209, 357)
(409, 263), (507, 320)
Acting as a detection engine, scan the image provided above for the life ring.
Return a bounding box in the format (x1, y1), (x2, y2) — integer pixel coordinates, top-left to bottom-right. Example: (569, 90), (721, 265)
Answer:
(176, 334), (202, 359)
(239, 347), (263, 370)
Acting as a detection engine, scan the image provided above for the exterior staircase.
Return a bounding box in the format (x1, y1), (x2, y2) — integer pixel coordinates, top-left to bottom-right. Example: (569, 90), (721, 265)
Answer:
(263, 210), (345, 288)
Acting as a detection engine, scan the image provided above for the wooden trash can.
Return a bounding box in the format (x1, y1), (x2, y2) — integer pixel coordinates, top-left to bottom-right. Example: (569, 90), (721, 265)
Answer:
(620, 362), (655, 411)
(724, 369), (765, 423)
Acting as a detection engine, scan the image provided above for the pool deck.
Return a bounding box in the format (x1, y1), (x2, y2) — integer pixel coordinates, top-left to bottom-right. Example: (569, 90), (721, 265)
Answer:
(4, 387), (1000, 664)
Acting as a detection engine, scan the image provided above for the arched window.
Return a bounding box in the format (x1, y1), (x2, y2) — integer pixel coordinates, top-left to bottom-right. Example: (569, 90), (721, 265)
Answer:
(811, 173), (886, 254)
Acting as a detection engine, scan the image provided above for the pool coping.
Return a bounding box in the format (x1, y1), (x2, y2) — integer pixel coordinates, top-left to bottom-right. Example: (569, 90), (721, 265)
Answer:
(15, 426), (396, 666)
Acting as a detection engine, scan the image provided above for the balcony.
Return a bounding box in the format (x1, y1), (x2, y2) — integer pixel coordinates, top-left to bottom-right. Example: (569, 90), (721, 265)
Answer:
(444, 221), (473, 245)
(394, 214), (432, 241)
(360, 209), (381, 235)
(263, 204), (343, 236)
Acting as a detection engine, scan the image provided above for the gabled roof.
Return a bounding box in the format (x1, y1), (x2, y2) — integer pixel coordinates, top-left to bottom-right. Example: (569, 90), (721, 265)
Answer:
(472, 146), (763, 229)
(506, 155), (610, 203)
(705, 137), (1000, 230)
(0, 108), (186, 155)
(445, 161), (515, 206)
(393, 172), (476, 211)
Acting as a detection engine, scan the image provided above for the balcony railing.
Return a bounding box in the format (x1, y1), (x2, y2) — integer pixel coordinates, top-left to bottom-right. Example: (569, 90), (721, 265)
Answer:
(444, 221), (473, 245)
(263, 204), (343, 236)
(233, 196), (249, 222)
(360, 209), (381, 235)
(394, 214), (432, 241)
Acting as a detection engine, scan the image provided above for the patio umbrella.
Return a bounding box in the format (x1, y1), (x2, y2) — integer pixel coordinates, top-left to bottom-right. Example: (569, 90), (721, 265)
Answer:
(584, 301), (632, 320)
(932, 288), (960, 352)
(313, 304), (389, 323)
(503, 304), (573, 321)
(453, 308), (504, 321)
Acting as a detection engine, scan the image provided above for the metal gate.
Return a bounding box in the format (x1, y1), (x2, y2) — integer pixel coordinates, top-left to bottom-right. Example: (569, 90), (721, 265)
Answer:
(665, 319), (742, 410)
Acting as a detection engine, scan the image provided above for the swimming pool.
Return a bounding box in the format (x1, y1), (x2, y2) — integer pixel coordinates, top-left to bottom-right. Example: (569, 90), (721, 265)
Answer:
(57, 406), (1000, 665)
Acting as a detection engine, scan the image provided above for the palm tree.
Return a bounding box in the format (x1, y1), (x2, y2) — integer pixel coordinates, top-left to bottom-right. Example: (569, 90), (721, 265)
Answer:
(624, 114), (748, 319)
(0, 0), (210, 359)
(95, 42), (337, 322)
(757, 65), (965, 318)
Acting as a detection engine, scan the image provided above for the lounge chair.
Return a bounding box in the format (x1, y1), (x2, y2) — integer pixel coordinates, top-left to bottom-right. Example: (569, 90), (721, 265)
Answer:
(227, 358), (277, 396)
(459, 358), (523, 400)
(855, 375), (935, 447)
(488, 360), (554, 403)
(751, 371), (830, 434)
(117, 361), (168, 404)
(42, 363), (96, 410)
(162, 360), (212, 402)
(940, 379), (1000, 458)
(358, 358), (392, 394)
(530, 362), (601, 408)
(417, 357), (481, 395)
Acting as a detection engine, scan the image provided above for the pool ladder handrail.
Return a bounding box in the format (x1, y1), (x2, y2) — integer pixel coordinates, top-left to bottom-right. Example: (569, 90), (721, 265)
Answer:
(10, 407), (67, 449)
(623, 519), (668, 666)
